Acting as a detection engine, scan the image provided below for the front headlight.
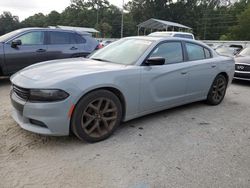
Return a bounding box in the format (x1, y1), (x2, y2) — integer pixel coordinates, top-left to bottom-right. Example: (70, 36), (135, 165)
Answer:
(29, 89), (69, 102)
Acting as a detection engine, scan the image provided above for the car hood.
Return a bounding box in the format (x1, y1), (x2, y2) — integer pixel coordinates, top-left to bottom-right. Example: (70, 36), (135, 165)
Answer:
(12, 58), (126, 83)
(234, 56), (250, 64)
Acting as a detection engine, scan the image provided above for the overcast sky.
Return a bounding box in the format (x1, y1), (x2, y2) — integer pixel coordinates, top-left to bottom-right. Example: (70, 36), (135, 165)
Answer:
(0, 0), (130, 21)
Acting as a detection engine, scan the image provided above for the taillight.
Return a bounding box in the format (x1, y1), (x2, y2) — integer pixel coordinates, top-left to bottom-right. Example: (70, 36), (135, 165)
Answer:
(96, 44), (103, 50)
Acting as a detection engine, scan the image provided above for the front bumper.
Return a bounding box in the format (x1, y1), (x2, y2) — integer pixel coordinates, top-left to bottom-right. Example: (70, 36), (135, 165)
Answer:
(234, 71), (250, 81)
(11, 91), (72, 136)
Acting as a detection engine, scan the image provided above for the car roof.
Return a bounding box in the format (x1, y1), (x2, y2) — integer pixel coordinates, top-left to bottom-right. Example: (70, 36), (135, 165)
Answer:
(16, 27), (80, 33)
(125, 36), (203, 44)
(124, 36), (213, 52)
(150, 31), (194, 35)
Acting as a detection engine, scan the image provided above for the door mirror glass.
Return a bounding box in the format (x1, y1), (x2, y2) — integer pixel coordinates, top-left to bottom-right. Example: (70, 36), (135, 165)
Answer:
(146, 57), (165, 66)
(11, 39), (22, 48)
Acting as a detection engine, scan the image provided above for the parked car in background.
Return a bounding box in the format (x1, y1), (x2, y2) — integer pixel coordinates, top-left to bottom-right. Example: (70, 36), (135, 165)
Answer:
(215, 45), (243, 57)
(100, 40), (113, 47)
(148, 31), (195, 40)
(234, 46), (250, 81)
(10, 36), (234, 142)
(0, 28), (98, 76)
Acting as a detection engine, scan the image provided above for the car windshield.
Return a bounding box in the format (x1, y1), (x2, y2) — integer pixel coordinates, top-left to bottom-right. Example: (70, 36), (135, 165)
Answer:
(216, 47), (235, 55)
(239, 47), (250, 56)
(0, 29), (22, 42)
(90, 38), (153, 65)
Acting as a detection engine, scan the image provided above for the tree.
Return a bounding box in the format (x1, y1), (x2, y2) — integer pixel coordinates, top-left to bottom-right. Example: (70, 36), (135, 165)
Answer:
(228, 4), (250, 40)
(0, 12), (20, 35)
(99, 22), (112, 37)
(22, 13), (47, 27)
(46, 11), (61, 26)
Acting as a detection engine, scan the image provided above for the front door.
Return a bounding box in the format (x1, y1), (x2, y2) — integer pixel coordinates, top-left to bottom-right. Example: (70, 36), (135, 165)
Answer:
(140, 41), (189, 112)
(4, 31), (47, 74)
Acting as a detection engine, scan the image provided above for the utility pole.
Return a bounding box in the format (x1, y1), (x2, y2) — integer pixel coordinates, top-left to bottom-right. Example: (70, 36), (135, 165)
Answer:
(121, 0), (124, 38)
(96, 4), (99, 26)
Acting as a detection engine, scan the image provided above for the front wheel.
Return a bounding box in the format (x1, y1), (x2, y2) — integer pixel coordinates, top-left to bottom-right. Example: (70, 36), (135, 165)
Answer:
(71, 90), (122, 142)
(206, 74), (227, 105)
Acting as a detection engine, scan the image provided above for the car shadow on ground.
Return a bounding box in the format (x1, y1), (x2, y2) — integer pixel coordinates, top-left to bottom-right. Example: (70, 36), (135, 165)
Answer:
(119, 101), (205, 131)
(15, 101), (206, 148)
(232, 79), (250, 86)
(0, 77), (10, 87)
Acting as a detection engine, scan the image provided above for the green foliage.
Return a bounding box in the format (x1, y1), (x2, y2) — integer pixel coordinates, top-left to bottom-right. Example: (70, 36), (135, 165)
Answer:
(228, 4), (250, 40)
(0, 12), (20, 35)
(0, 0), (249, 40)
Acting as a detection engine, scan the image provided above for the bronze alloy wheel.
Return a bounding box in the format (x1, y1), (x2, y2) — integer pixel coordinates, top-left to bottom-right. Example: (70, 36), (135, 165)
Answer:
(71, 90), (122, 142)
(206, 74), (227, 105)
(81, 98), (118, 138)
(211, 77), (226, 103)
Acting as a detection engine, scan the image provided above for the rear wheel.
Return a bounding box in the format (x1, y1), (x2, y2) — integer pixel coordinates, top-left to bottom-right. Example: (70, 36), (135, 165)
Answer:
(206, 74), (227, 105)
(71, 90), (122, 142)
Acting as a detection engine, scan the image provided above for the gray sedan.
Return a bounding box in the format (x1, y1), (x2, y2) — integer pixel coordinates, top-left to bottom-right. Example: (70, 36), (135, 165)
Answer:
(10, 37), (235, 142)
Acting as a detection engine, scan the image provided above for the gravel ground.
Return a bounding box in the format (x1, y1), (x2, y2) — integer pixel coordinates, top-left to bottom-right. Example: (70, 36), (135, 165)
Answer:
(0, 77), (250, 188)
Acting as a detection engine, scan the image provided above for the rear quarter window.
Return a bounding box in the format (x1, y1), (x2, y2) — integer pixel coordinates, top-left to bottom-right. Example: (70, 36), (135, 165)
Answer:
(75, 34), (86, 44)
(204, 48), (212, 58)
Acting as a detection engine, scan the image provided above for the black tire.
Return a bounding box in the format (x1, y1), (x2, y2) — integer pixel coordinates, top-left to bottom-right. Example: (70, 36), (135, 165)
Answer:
(71, 90), (122, 142)
(206, 74), (228, 105)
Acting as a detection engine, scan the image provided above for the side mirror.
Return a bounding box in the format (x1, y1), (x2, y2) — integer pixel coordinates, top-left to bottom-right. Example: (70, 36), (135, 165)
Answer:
(11, 39), (22, 48)
(146, 57), (165, 66)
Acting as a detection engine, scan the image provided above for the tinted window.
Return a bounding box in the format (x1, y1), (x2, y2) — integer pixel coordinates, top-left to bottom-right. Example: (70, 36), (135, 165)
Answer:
(49, 32), (76, 44)
(204, 48), (211, 58)
(14, 31), (44, 45)
(186, 43), (205, 61)
(150, 42), (183, 64)
(174, 34), (193, 39)
(75, 34), (86, 44)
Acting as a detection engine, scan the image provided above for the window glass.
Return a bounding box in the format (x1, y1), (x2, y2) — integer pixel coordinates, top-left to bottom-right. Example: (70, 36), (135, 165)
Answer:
(186, 43), (205, 61)
(75, 34), (86, 44)
(204, 48), (211, 58)
(239, 47), (250, 56)
(15, 31), (44, 45)
(150, 42), (183, 64)
(90, 39), (152, 65)
(49, 32), (76, 44)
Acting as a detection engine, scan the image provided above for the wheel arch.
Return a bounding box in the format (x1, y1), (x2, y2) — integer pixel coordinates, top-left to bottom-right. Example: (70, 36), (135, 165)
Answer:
(73, 86), (127, 121)
(218, 72), (229, 85)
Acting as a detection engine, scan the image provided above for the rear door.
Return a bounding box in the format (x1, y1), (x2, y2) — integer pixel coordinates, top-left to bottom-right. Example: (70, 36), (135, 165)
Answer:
(4, 30), (47, 73)
(46, 31), (81, 60)
(74, 34), (90, 57)
(184, 42), (217, 101)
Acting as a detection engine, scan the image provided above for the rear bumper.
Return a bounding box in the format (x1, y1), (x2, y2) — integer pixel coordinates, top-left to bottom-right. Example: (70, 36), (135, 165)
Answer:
(11, 91), (71, 136)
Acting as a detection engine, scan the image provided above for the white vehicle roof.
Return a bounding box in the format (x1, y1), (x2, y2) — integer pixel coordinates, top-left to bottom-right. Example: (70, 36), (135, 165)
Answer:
(148, 31), (195, 39)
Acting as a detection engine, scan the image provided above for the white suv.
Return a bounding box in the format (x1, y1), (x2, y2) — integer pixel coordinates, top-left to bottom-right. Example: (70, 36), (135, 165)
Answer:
(148, 31), (195, 40)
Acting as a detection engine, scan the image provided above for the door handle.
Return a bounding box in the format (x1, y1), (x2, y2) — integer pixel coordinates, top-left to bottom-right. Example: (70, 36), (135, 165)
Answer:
(181, 72), (187, 75)
(36, 49), (46, 53)
(70, 47), (78, 50)
(211, 65), (217, 68)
